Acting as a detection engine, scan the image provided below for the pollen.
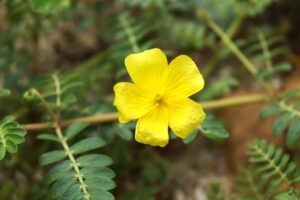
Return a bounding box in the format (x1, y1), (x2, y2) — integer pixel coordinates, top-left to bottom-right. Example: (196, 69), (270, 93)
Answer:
(154, 94), (163, 106)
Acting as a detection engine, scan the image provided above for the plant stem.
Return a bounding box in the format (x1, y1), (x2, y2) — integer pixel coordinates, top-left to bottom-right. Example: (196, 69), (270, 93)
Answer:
(252, 144), (292, 186)
(22, 93), (267, 132)
(197, 10), (257, 75)
(201, 93), (266, 110)
(203, 15), (245, 78)
(197, 10), (274, 92)
(54, 123), (90, 199)
(30, 88), (56, 120)
(32, 88), (90, 199)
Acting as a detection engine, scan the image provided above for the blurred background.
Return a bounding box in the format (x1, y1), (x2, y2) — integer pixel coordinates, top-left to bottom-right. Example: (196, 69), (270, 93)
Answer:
(0, 0), (300, 199)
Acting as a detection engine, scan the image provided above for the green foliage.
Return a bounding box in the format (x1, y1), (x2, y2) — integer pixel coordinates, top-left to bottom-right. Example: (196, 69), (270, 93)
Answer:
(260, 89), (300, 148)
(29, 0), (70, 14)
(165, 19), (215, 50)
(0, 89), (11, 97)
(199, 76), (239, 101)
(31, 73), (116, 200)
(237, 28), (291, 81)
(39, 122), (116, 200)
(0, 0), (294, 198)
(273, 191), (300, 200)
(184, 114), (229, 144)
(32, 73), (82, 113)
(0, 116), (26, 160)
(236, 139), (300, 199)
(106, 12), (157, 67)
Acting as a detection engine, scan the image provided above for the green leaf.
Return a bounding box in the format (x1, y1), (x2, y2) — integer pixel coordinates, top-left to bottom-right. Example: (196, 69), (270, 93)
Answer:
(65, 122), (90, 141)
(89, 189), (115, 200)
(61, 94), (77, 107)
(273, 191), (299, 200)
(77, 154), (113, 168)
(0, 117), (26, 160)
(260, 106), (283, 118)
(40, 150), (67, 166)
(70, 137), (105, 155)
(286, 118), (300, 148)
(4, 134), (25, 144)
(81, 167), (116, 179)
(61, 183), (81, 200)
(3, 127), (26, 137)
(272, 113), (294, 136)
(45, 160), (72, 184)
(0, 115), (16, 124)
(85, 177), (116, 190)
(50, 172), (76, 199)
(28, 0), (70, 14)
(183, 130), (198, 144)
(6, 140), (18, 153)
(38, 133), (60, 143)
(115, 124), (132, 141)
(198, 115), (229, 141)
(199, 119), (229, 141)
(0, 143), (6, 160)
(0, 89), (11, 97)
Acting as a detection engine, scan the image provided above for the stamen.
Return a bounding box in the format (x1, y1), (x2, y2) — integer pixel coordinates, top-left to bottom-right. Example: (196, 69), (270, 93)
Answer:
(155, 94), (163, 106)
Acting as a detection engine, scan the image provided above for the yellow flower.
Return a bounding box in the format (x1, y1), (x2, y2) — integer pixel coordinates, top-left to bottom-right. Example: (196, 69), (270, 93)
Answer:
(113, 48), (205, 147)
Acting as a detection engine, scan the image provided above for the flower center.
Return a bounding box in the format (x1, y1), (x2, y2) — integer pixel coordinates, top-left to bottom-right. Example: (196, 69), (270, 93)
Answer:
(154, 94), (163, 106)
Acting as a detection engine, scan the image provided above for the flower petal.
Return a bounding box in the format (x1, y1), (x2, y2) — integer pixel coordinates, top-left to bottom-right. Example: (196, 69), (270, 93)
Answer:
(167, 98), (205, 138)
(135, 106), (169, 147)
(164, 55), (204, 99)
(125, 48), (168, 94)
(114, 82), (154, 123)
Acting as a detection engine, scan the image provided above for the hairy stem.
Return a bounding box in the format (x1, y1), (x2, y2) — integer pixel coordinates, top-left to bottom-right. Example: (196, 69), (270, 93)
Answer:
(22, 93), (267, 131)
(197, 10), (274, 92)
(197, 10), (257, 75)
(252, 144), (292, 186)
(33, 88), (90, 199)
(54, 123), (90, 199)
(203, 15), (245, 78)
(278, 101), (300, 118)
(30, 88), (56, 120)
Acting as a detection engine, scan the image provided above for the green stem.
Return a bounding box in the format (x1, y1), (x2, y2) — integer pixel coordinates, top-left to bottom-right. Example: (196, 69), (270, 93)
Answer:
(198, 11), (257, 75)
(252, 144), (292, 187)
(197, 11), (274, 92)
(278, 101), (300, 118)
(30, 88), (56, 120)
(22, 93), (269, 131)
(32, 88), (90, 199)
(54, 123), (90, 199)
(201, 93), (266, 110)
(203, 15), (245, 78)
